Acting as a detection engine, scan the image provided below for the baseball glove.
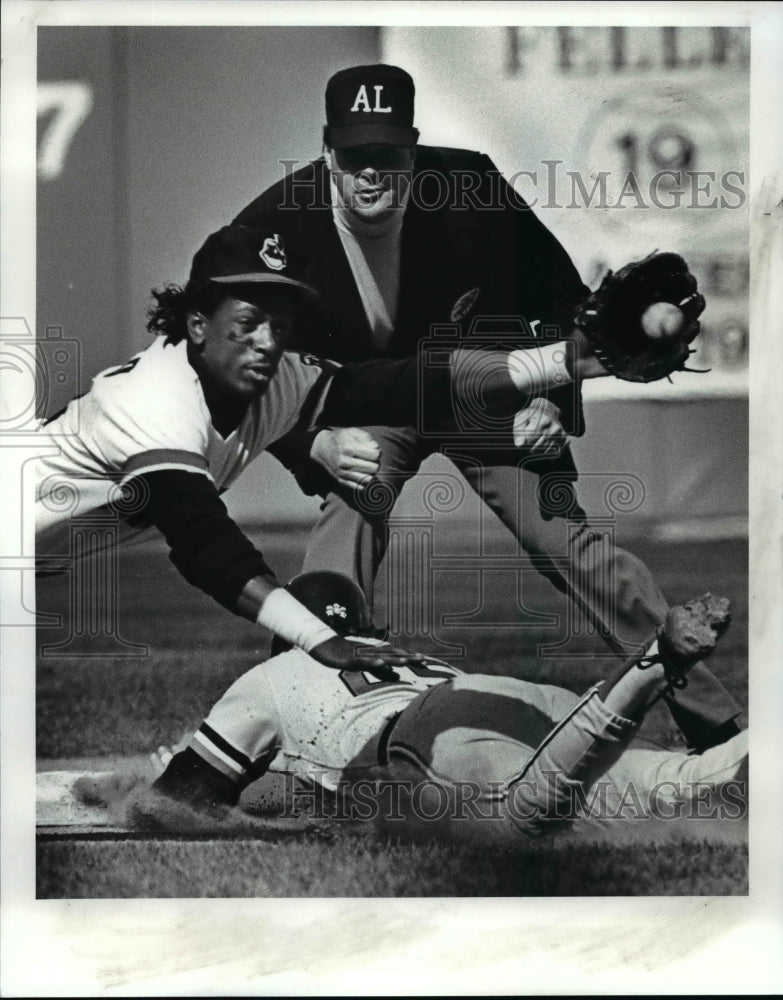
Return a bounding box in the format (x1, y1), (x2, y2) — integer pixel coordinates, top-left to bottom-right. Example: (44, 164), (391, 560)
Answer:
(574, 251), (706, 383)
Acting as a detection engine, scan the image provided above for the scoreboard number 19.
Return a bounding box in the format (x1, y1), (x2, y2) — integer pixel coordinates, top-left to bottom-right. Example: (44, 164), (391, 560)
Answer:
(616, 125), (696, 182)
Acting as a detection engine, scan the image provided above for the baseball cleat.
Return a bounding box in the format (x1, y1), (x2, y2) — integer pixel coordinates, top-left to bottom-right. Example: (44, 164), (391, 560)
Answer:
(656, 593), (731, 687)
(128, 751), (241, 831)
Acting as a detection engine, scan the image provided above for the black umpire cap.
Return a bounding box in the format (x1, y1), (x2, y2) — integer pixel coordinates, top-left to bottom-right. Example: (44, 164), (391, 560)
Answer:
(325, 64), (420, 148)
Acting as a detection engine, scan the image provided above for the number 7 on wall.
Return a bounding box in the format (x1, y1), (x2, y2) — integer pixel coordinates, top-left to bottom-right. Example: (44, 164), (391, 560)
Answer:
(37, 81), (93, 181)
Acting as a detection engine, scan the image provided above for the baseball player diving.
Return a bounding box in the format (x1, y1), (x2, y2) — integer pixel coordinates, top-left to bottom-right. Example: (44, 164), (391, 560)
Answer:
(232, 63), (742, 751)
(129, 572), (747, 842)
(35, 221), (631, 676)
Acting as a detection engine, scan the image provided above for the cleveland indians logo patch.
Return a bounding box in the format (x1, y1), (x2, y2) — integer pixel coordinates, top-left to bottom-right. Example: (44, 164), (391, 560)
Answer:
(259, 234), (286, 271)
(450, 286), (480, 322)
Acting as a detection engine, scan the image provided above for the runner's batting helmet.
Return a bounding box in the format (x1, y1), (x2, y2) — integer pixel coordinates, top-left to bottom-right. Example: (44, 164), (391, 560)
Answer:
(270, 571), (379, 656)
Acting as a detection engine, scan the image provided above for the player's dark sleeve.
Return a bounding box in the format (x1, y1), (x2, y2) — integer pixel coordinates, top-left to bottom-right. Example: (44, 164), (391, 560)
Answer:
(318, 357), (420, 428)
(128, 469), (275, 611)
(318, 355), (493, 432)
(263, 353), (353, 496)
(266, 428), (333, 497)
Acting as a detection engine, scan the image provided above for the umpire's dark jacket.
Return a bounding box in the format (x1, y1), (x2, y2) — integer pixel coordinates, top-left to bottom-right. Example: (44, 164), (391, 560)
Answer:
(234, 147), (590, 485)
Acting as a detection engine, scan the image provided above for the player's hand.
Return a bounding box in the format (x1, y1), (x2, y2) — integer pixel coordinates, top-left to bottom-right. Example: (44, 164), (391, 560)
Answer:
(311, 428), (381, 490)
(309, 635), (425, 681)
(513, 398), (566, 455)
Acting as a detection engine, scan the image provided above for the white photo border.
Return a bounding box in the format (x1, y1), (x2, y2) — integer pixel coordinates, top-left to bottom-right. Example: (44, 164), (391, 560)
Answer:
(1, 1), (781, 995)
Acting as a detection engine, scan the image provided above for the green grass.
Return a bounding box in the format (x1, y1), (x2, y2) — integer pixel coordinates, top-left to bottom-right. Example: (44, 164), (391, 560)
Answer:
(37, 828), (747, 898)
(37, 651), (254, 758)
(36, 531), (748, 897)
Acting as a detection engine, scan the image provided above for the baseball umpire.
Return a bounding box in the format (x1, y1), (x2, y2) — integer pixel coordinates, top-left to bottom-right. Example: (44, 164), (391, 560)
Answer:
(232, 62), (742, 750)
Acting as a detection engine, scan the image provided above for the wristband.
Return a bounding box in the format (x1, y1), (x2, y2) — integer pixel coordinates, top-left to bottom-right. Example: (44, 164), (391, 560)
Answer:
(256, 588), (338, 652)
(507, 342), (572, 394)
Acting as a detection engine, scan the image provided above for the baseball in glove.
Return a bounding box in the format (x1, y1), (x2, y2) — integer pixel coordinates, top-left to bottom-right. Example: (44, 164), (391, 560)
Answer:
(573, 251), (707, 383)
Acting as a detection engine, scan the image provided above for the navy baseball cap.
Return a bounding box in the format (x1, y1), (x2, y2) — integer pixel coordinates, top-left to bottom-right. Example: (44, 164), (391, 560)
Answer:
(325, 64), (420, 148)
(189, 225), (318, 299)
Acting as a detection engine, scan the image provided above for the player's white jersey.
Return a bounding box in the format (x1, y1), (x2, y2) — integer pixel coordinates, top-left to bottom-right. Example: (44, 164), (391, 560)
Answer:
(193, 640), (462, 791)
(34, 337), (328, 557)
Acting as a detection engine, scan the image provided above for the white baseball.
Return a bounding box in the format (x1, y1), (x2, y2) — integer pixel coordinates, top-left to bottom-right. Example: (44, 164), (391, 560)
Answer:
(641, 302), (686, 340)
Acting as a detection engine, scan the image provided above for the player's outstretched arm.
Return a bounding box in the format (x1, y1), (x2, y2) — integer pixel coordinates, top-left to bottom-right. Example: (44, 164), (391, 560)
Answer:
(137, 469), (415, 675)
(449, 332), (608, 417)
(318, 254), (701, 431)
(135, 469), (321, 653)
(317, 335), (607, 433)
